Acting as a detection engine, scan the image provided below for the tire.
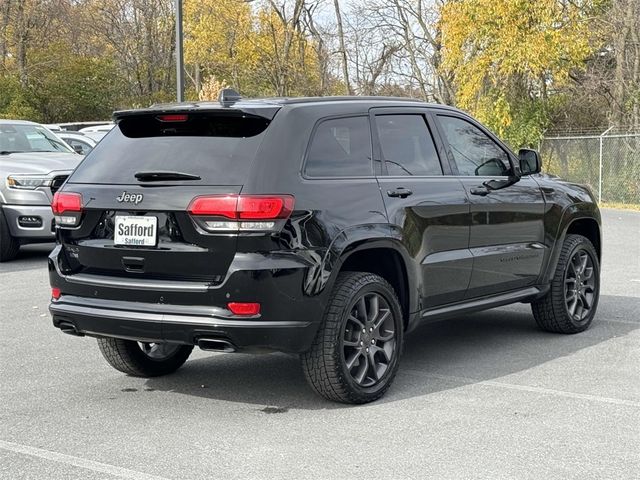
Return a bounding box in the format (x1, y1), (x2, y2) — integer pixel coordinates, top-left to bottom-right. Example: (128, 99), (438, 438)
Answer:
(97, 338), (193, 377)
(0, 209), (20, 262)
(532, 234), (600, 334)
(301, 272), (404, 404)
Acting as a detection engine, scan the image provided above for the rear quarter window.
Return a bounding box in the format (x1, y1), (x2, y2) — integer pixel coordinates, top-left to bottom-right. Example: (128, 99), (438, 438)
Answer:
(304, 116), (373, 177)
(68, 114), (270, 185)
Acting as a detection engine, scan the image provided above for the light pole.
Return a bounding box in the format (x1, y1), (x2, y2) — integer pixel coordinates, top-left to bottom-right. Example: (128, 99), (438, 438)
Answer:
(175, 0), (184, 102)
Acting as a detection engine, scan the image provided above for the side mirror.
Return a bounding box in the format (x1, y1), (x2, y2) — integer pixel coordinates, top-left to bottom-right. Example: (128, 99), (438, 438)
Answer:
(72, 144), (84, 154)
(474, 158), (509, 176)
(518, 149), (541, 175)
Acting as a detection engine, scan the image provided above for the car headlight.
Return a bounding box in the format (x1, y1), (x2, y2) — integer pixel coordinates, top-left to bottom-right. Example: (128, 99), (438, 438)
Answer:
(6, 175), (51, 190)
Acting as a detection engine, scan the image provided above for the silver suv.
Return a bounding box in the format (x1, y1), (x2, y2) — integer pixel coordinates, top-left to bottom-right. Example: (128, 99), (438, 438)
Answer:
(0, 119), (82, 261)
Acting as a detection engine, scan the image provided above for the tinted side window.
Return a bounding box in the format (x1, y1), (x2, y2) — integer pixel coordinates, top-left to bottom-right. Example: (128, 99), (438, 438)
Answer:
(438, 115), (510, 176)
(304, 116), (372, 177)
(376, 115), (442, 176)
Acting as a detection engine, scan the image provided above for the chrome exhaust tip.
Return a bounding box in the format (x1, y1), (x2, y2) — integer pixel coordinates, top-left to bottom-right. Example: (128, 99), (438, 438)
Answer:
(197, 338), (236, 353)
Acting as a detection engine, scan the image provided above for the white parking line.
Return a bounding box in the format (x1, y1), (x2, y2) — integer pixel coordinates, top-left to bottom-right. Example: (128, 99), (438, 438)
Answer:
(403, 370), (640, 408)
(0, 440), (169, 480)
(600, 318), (640, 325)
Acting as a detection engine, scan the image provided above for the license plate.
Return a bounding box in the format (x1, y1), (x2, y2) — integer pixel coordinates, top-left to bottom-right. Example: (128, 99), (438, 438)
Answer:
(114, 215), (158, 247)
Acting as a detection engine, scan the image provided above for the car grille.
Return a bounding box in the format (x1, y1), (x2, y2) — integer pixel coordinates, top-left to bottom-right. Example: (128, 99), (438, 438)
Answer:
(50, 175), (69, 195)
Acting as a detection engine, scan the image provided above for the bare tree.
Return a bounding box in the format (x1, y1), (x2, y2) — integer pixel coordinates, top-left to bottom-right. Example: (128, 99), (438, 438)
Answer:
(4, 0), (59, 86)
(301, 2), (332, 94)
(361, 0), (454, 103)
(343, 2), (400, 95)
(332, 0), (351, 94)
(266, 0), (306, 96)
(0, 0), (11, 70)
(87, 0), (175, 101)
(609, 0), (640, 128)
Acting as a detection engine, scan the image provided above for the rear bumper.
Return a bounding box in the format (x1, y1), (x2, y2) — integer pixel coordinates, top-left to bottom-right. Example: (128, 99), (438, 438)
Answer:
(50, 296), (318, 353)
(48, 246), (325, 353)
(2, 204), (55, 240)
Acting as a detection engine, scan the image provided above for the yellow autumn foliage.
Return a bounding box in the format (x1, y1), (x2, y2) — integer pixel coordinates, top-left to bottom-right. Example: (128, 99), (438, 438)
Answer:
(440, 0), (595, 144)
(198, 76), (230, 102)
(184, 0), (322, 97)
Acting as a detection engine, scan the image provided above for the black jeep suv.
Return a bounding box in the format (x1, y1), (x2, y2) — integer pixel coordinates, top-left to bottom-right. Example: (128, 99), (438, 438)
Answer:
(49, 95), (601, 403)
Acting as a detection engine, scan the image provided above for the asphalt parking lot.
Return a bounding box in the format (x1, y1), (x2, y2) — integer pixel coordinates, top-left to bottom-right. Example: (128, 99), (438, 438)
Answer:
(1, 208), (639, 480)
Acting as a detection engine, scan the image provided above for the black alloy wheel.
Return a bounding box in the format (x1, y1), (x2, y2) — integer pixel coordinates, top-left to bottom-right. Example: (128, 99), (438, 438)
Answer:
(564, 248), (597, 323)
(342, 292), (396, 387)
(532, 234), (600, 334)
(137, 342), (182, 360)
(302, 272), (403, 404)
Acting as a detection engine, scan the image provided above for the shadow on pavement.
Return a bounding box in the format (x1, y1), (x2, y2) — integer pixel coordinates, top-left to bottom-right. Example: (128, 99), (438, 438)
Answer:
(144, 294), (639, 410)
(0, 243), (54, 273)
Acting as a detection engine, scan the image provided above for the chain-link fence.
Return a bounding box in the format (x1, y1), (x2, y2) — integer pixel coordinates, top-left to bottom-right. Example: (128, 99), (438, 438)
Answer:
(539, 130), (640, 205)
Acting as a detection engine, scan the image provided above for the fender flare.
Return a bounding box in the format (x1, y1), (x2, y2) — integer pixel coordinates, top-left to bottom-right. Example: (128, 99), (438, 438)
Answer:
(302, 224), (420, 319)
(541, 202), (601, 283)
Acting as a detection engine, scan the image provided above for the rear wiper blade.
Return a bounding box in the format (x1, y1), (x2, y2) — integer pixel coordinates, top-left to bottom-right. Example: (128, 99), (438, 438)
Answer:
(134, 171), (201, 181)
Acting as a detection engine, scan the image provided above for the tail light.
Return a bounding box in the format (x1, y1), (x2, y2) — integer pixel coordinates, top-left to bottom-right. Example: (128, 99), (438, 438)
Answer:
(51, 287), (61, 300)
(188, 194), (294, 232)
(227, 302), (261, 316)
(52, 192), (83, 227)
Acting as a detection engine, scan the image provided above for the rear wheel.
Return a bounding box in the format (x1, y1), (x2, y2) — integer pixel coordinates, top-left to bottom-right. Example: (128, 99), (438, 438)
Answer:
(0, 209), (20, 262)
(97, 338), (193, 377)
(301, 272), (403, 404)
(532, 234), (600, 333)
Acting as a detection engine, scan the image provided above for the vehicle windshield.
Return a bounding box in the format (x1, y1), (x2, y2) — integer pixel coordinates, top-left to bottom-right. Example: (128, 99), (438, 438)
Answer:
(0, 123), (74, 154)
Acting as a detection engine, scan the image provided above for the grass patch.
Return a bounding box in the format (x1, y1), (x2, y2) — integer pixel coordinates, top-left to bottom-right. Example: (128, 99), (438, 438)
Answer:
(600, 202), (640, 211)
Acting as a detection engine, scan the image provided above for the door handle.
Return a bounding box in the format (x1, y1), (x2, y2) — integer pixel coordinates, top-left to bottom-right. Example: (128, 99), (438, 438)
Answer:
(470, 186), (490, 196)
(387, 187), (413, 198)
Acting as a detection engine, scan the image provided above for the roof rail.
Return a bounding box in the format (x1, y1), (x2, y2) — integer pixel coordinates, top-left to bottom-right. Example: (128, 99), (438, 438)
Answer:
(273, 95), (426, 104)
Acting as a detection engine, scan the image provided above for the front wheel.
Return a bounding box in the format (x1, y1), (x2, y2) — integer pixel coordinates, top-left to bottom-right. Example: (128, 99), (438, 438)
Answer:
(532, 234), (600, 334)
(301, 272), (404, 404)
(97, 338), (193, 377)
(0, 209), (20, 262)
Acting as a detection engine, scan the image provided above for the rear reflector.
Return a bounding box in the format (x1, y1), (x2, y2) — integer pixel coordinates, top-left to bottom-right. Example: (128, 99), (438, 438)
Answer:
(188, 194), (294, 228)
(227, 302), (261, 316)
(51, 287), (61, 300)
(157, 114), (188, 122)
(52, 192), (82, 214)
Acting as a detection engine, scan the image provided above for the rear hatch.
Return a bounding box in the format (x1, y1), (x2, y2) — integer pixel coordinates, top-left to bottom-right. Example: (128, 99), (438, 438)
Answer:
(54, 109), (279, 285)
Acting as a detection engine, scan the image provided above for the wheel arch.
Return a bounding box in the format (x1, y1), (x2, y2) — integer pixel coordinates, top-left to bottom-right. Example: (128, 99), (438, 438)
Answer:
(542, 204), (602, 283)
(334, 239), (419, 330)
(565, 217), (601, 260)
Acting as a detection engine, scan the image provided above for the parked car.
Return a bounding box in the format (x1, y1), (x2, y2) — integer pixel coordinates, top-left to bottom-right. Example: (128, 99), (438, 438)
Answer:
(46, 121), (112, 132)
(48, 94), (601, 403)
(56, 132), (97, 155)
(78, 123), (114, 142)
(0, 119), (83, 261)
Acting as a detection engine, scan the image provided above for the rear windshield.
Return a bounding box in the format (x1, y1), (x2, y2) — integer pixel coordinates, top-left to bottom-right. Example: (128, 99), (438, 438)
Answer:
(68, 113), (270, 185)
